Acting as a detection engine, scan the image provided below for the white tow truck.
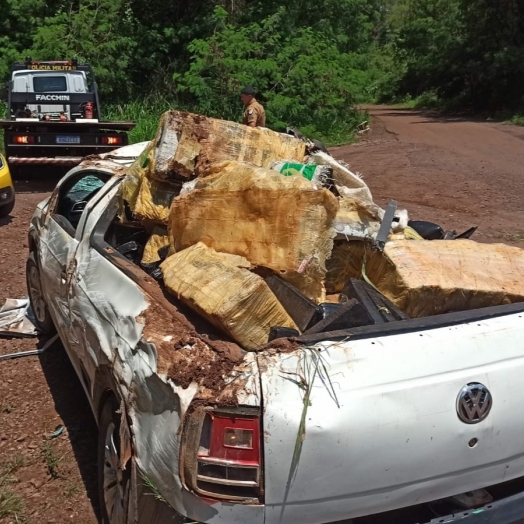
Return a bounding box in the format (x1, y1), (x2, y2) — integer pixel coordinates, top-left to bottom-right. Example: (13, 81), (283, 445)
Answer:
(0, 58), (134, 170)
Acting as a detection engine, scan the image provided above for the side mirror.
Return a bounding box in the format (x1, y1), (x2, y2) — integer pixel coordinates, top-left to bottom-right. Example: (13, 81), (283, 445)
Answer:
(0, 86), (7, 103)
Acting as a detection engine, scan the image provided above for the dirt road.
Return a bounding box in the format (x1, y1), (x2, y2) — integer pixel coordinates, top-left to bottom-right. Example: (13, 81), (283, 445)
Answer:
(2, 107), (524, 523)
(332, 106), (524, 246)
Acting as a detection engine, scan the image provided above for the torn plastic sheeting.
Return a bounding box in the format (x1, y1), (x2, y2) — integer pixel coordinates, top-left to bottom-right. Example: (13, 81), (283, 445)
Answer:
(334, 197), (382, 241)
(0, 298), (38, 337)
(310, 151), (375, 205)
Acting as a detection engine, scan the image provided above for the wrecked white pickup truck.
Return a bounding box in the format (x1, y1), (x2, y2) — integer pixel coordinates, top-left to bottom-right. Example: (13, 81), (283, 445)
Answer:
(27, 116), (524, 524)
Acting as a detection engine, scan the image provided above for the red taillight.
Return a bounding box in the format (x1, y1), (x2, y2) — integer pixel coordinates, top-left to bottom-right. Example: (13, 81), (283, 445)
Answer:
(101, 136), (122, 145)
(13, 135), (35, 144)
(200, 413), (260, 464)
(184, 408), (263, 501)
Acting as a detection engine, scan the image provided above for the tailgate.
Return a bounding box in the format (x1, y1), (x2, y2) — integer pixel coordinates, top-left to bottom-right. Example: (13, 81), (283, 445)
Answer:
(258, 311), (524, 524)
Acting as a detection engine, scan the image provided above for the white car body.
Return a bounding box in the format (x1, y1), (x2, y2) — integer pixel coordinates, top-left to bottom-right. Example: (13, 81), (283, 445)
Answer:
(27, 143), (524, 524)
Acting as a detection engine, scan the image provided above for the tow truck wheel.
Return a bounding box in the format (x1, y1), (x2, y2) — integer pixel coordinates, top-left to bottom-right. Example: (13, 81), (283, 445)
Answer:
(26, 253), (55, 334)
(98, 395), (130, 524)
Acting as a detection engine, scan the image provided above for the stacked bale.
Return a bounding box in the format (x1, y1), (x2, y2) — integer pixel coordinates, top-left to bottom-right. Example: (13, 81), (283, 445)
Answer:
(119, 110), (387, 349)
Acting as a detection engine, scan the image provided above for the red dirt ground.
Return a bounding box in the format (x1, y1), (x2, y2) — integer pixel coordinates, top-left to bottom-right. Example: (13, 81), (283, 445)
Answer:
(3, 106), (524, 523)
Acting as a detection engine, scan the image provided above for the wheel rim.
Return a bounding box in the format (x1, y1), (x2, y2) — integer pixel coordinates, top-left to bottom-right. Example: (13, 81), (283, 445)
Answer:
(103, 422), (126, 524)
(28, 264), (47, 324)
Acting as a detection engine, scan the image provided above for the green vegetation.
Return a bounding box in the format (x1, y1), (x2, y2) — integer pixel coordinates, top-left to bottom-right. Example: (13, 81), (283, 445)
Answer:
(104, 99), (174, 144)
(41, 440), (62, 479)
(2, 0), (524, 143)
(0, 401), (15, 413)
(0, 454), (26, 520)
(510, 115), (524, 127)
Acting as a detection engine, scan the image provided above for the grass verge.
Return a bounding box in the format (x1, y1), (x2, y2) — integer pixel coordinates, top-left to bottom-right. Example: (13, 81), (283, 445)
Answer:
(0, 454), (26, 520)
(104, 97), (362, 147)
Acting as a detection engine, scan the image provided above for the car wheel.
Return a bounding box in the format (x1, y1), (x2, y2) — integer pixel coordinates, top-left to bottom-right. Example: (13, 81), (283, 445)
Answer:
(0, 197), (15, 218)
(98, 395), (130, 524)
(26, 253), (55, 334)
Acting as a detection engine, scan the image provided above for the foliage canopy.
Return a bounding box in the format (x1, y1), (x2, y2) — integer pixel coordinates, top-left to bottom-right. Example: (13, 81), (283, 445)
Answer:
(1, 0), (523, 143)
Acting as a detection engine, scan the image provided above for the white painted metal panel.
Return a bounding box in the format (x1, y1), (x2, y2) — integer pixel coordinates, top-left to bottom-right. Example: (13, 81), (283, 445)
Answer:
(260, 314), (524, 523)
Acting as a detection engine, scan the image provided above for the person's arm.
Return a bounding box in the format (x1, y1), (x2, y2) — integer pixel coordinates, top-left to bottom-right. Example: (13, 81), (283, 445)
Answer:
(245, 108), (259, 127)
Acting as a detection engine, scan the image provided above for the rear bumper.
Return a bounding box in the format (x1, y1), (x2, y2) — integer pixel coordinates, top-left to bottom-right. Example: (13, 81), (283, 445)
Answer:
(133, 487), (524, 524)
(8, 156), (83, 166)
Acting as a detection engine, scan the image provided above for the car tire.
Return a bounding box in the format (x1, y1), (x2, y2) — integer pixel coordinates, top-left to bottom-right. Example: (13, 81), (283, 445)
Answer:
(0, 197), (15, 218)
(26, 252), (55, 334)
(98, 395), (131, 524)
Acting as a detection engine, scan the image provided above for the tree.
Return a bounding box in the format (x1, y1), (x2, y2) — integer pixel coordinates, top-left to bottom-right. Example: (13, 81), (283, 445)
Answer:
(176, 6), (370, 141)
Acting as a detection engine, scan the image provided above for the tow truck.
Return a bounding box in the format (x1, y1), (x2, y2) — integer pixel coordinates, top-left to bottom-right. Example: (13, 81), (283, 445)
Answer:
(0, 58), (135, 169)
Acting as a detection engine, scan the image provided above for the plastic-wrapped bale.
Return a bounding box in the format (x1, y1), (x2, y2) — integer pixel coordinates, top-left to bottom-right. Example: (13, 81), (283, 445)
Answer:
(141, 226), (170, 265)
(366, 239), (524, 318)
(133, 176), (180, 224)
(160, 243), (298, 350)
(168, 161), (339, 302)
(120, 141), (154, 210)
(149, 111), (307, 182)
(325, 241), (368, 294)
(215, 252), (252, 269)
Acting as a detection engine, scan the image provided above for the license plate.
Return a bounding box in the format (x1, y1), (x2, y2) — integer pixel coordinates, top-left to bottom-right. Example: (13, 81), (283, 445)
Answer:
(56, 135), (81, 144)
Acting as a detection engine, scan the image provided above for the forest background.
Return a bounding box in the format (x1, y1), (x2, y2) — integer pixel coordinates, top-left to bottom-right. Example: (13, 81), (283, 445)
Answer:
(2, 0), (523, 145)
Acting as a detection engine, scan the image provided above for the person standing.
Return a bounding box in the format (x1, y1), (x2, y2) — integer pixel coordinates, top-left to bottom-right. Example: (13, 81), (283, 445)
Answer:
(240, 86), (266, 128)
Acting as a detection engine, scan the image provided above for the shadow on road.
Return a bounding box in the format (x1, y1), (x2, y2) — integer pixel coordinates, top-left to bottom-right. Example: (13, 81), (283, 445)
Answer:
(38, 338), (101, 522)
(0, 215), (13, 227)
(368, 107), (513, 126)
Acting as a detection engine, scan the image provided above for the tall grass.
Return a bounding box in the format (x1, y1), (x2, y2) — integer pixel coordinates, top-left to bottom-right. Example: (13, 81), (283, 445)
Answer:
(103, 97), (362, 146)
(103, 98), (181, 144)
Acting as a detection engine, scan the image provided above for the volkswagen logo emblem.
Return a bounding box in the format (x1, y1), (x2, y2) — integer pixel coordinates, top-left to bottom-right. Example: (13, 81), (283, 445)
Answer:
(456, 382), (492, 424)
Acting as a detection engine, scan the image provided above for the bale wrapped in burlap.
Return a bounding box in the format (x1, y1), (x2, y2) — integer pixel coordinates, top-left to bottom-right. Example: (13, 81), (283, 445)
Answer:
(366, 239), (524, 318)
(149, 111), (307, 182)
(161, 243), (298, 350)
(134, 177), (180, 224)
(168, 161), (339, 302)
(120, 140), (181, 223)
(325, 241), (368, 294)
(141, 226), (170, 265)
(120, 141), (154, 210)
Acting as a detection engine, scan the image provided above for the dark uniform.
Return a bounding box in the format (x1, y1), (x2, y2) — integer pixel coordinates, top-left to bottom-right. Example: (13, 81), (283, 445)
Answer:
(242, 98), (266, 128)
